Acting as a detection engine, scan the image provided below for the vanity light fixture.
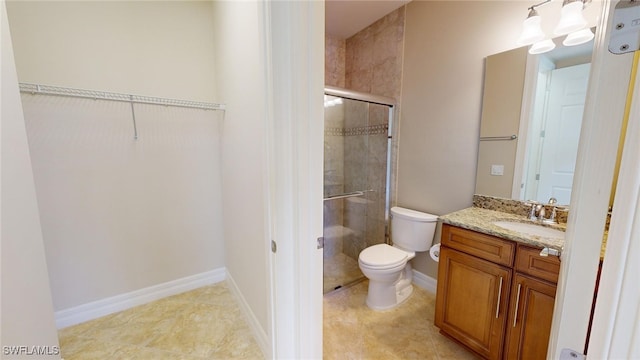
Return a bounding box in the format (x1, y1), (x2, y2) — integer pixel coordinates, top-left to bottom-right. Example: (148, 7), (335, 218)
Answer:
(517, 0), (593, 55)
(563, 27), (595, 46)
(554, 0), (589, 35)
(530, 38), (557, 54)
(516, 8), (545, 46)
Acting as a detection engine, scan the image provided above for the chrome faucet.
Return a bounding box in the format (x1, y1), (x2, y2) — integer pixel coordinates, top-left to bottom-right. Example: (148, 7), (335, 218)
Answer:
(526, 198), (560, 223)
(544, 197), (558, 224)
(526, 201), (539, 221)
(535, 204), (546, 221)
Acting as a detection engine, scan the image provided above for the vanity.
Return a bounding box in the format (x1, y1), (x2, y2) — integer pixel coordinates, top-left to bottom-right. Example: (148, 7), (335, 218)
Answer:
(434, 196), (570, 360)
(439, 28), (608, 359)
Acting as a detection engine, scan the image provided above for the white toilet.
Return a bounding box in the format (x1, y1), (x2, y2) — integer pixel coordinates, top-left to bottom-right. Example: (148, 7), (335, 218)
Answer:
(358, 206), (438, 310)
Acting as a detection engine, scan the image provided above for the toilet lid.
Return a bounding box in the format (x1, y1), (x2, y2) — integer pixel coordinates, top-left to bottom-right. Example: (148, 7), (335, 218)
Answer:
(359, 244), (408, 269)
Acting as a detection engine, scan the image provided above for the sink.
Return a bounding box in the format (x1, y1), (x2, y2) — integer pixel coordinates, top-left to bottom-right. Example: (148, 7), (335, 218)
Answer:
(493, 221), (565, 239)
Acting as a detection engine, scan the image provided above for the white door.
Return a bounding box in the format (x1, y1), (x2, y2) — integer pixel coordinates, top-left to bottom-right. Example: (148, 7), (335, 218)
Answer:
(266, 1), (324, 358)
(536, 63), (590, 205)
(587, 52), (640, 358)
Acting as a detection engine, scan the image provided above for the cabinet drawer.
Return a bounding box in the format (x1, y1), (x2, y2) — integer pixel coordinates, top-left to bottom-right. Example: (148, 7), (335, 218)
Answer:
(515, 245), (560, 283)
(441, 224), (515, 267)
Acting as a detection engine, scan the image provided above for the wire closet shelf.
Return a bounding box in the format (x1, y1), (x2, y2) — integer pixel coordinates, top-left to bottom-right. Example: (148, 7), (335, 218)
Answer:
(19, 83), (226, 111)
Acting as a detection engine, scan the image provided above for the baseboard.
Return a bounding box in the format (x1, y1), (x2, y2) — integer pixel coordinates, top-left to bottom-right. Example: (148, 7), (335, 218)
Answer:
(55, 267), (226, 329)
(412, 269), (437, 294)
(226, 271), (270, 359)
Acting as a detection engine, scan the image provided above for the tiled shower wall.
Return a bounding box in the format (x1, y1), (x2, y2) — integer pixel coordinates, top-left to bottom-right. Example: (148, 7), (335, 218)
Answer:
(324, 7), (406, 261)
(323, 98), (346, 258)
(345, 7), (405, 100)
(324, 35), (346, 256)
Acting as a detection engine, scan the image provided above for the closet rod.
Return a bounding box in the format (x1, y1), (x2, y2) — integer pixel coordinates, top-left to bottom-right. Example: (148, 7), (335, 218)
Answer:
(19, 83), (226, 111)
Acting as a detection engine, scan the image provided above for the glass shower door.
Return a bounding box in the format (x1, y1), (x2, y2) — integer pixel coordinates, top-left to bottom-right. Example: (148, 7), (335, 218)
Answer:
(323, 94), (391, 293)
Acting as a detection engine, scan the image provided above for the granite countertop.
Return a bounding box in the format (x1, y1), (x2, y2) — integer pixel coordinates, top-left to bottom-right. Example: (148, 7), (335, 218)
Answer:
(439, 207), (566, 252)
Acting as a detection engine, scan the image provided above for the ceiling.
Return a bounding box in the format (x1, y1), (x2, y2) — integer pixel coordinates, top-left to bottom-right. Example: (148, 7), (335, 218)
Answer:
(325, 0), (411, 39)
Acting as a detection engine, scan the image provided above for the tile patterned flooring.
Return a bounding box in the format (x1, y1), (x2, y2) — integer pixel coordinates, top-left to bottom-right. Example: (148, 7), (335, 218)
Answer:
(323, 281), (480, 359)
(58, 283), (263, 360)
(59, 280), (477, 360)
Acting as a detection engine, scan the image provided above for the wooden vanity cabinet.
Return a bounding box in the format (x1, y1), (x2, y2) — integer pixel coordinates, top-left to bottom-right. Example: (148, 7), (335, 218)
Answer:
(504, 245), (560, 360)
(504, 273), (557, 359)
(435, 225), (561, 360)
(435, 225), (515, 360)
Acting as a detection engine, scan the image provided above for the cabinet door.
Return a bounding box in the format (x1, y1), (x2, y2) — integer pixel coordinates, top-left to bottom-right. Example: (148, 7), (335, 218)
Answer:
(504, 273), (557, 360)
(435, 246), (512, 360)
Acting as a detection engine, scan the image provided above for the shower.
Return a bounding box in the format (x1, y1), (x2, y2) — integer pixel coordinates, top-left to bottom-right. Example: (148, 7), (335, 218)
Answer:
(323, 86), (395, 293)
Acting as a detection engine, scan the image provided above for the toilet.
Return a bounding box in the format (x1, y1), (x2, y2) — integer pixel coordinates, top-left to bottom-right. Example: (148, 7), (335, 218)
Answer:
(358, 206), (438, 310)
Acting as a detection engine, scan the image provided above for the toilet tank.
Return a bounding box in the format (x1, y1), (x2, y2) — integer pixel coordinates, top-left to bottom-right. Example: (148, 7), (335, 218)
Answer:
(390, 207), (438, 252)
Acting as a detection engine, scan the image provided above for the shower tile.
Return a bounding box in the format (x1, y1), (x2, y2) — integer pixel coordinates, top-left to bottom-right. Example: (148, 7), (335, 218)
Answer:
(369, 6), (404, 38)
(323, 252), (363, 293)
(373, 23), (404, 66)
(345, 69), (373, 94)
(324, 101), (345, 128)
(346, 27), (374, 73)
(323, 201), (344, 228)
(323, 224), (346, 258)
(344, 100), (369, 128)
(368, 133), (389, 164)
(325, 35), (346, 88)
(341, 224), (364, 261)
(372, 57), (402, 99)
(368, 104), (389, 126)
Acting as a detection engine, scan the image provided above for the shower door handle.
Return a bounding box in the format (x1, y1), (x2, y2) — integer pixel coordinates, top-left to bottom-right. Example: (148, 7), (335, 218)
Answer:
(323, 190), (372, 201)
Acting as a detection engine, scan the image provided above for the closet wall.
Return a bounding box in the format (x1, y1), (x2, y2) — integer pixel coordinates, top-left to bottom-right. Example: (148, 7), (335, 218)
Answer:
(211, 1), (271, 349)
(1, 2), (59, 352)
(6, 1), (224, 313)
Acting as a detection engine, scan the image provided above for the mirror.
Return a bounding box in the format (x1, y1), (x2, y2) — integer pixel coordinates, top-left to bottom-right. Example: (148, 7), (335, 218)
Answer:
(475, 36), (593, 205)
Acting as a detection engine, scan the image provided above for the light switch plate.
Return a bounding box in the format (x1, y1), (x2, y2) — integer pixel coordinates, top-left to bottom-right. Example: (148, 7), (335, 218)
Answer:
(491, 165), (504, 176)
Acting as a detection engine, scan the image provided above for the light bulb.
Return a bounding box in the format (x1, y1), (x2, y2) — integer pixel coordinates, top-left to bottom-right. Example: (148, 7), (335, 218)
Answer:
(563, 28), (594, 46)
(554, 0), (587, 36)
(517, 9), (545, 46)
(529, 39), (556, 55)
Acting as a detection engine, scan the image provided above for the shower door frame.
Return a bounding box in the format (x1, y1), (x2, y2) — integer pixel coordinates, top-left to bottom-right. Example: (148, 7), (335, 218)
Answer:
(323, 86), (396, 290)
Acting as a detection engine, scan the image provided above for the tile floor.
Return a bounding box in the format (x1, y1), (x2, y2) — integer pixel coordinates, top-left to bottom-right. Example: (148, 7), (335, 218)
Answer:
(58, 283), (263, 360)
(323, 281), (480, 359)
(59, 279), (477, 360)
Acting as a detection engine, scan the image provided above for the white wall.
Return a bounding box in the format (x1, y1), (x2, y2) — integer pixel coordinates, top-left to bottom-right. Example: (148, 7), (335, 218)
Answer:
(6, 1), (216, 102)
(1, 1), (60, 357)
(6, 1), (224, 312)
(399, 1), (601, 278)
(211, 0), (271, 353)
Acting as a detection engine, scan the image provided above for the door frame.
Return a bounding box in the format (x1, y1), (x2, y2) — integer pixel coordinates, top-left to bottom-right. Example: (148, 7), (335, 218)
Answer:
(264, 0), (638, 358)
(264, 1), (325, 358)
(547, 0), (636, 357)
(586, 49), (640, 358)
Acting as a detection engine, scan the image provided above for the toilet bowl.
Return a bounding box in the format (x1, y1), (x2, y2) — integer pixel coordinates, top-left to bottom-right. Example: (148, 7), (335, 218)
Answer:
(358, 207), (438, 310)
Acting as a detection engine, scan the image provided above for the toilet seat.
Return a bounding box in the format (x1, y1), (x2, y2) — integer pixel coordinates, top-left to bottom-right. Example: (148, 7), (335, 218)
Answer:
(359, 244), (409, 270)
